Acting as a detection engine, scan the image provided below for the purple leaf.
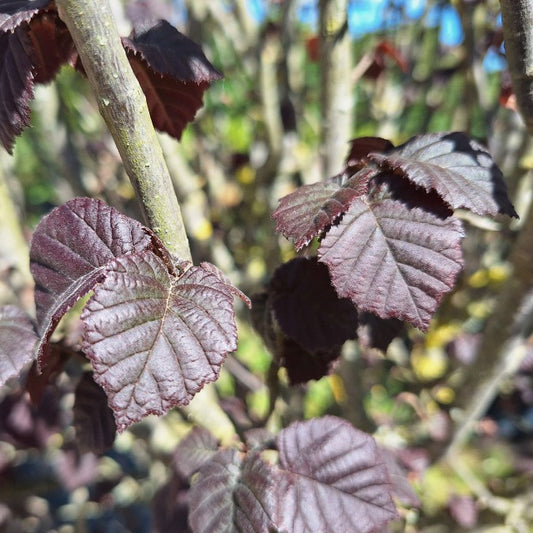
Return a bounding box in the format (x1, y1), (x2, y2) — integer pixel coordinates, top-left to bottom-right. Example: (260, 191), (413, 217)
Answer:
(250, 292), (277, 355)
(278, 337), (341, 385)
(0, 0), (51, 32)
(0, 27), (34, 153)
(251, 261), (350, 384)
(368, 132), (517, 218)
(81, 253), (240, 431)
(0, 6), (75, 151)
(30, 198), (161, 370)
(173, 427), (219, 479)
(73, 372), (117, 454)
(370, 172), (454, 219)
(269, 257), (358, 352)
(198, 261), (250, 308)
(0, 306), (37, 387)
(272, 169), (373, 251)
(27, 11), (76, 84)
(189, 450), (275, 533)
(319, 198), (464, 331)
(0, 387), (61, 449)
(346, 136), (394, 166)
(153, 474), (191, 533)
(275, 416), (398, 533)
(25, 344), (71, 404)
(122, 20), (222, 140)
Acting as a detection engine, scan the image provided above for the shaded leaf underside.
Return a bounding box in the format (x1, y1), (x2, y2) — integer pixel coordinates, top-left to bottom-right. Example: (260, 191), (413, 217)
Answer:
(369, 132), (518, 218)
(319, 198), (464, 331)
(345, 136), (394, 166)
(269, 257), (358, 352)
(128, 54), (208, 140)
(81, 252), (239, 431)
(27, 11), (75, 84)
(277, 337), (341, 385)
(123, 20), (222, 140)
(73, 371), (117, 454)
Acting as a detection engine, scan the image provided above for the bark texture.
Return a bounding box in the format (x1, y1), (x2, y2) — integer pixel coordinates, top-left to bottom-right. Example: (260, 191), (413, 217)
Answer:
(55, 0), (238, 443)
(319, 0), (353, 179)
(56, 0), (191, 261)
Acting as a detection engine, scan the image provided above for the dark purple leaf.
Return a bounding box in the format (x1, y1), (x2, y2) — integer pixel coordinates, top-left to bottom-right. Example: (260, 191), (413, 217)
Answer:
(27, 10), (76, 84)
(269, 257), (358, 352)
(73, 372), (117, 454)
(0, 305), (37, 387)
(189, 450), (275, 533)
(25, 344), (72, 403)
(272, 169), (373, 251)
(278, 337), (341, 385)
(219, 396), (254, 429)
(122, 20), (222, 140)
(368, 132), (517, 218)
(319, 198), (464, 331)
(153, 474), (191, 533)
(370, 172), (454, 219)
(250, 291), (278, 355)
(251, 266), (347, 384)
(346, 136), (394, 167)
(173, 427), (218, 479)
(81, 253), (240, 431)
(30, 198), (161, 370)
(0, 27), (33, 153)
(0, 387), (61, 448)
(0, 0), (51, 32)
(275, 416), (398, 533)
(357, 312), (405, 352)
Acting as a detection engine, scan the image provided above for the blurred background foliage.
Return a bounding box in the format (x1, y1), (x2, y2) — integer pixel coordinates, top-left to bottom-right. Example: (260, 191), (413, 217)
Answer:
(2, 0), (533, 531)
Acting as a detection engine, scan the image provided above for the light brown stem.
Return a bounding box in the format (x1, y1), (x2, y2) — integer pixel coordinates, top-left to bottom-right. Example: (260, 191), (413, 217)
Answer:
(55, 0), (237, 443)
(56, 0), (191, 261)
(319, 0), (352, 179)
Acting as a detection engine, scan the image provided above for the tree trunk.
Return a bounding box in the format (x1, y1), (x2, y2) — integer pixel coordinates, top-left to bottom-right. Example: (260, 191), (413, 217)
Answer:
(444, 0), (533, 458)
